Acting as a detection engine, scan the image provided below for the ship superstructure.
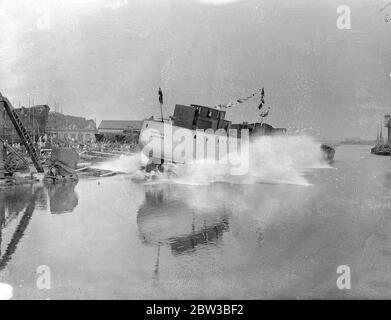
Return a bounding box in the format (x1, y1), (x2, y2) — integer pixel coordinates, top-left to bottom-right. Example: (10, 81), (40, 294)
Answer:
(139, 103), (286, 165)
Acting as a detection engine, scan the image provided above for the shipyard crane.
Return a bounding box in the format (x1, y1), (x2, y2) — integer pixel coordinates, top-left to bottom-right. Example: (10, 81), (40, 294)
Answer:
(0, 93), (44, 173)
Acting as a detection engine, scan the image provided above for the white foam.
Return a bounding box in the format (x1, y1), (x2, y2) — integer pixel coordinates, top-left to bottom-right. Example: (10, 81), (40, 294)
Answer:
(91, 153), (149, 173)
(100, 134), (331, 186)
(166, 134), (330, 186)
(0, 283), (13, 300)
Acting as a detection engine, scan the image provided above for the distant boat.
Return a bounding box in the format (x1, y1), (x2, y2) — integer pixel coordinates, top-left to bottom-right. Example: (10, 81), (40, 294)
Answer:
(371, 145), (391, 156)
(371, 124), (391, 156)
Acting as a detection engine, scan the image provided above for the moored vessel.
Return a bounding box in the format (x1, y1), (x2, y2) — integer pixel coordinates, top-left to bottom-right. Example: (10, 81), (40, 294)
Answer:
(371, 117), (391, 156)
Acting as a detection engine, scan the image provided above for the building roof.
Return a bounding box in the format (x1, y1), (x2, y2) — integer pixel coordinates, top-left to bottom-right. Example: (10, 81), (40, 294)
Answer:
(98, 120), (143, 131)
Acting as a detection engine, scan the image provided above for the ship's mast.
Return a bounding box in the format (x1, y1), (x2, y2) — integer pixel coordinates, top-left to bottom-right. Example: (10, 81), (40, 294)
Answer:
(158, 88), (164, 123)
(376, 126), (380, 145)
(385, 115), (391, 145)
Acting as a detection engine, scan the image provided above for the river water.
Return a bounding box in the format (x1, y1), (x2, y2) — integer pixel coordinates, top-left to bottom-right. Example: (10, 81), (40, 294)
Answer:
(1, 144), (391, 299)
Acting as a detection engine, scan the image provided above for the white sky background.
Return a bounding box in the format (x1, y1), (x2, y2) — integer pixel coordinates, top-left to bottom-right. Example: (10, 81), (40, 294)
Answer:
(0, 0), (390, 140)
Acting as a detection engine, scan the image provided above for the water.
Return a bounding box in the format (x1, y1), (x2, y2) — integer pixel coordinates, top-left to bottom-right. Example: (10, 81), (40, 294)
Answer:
(1, 144), (391, 299)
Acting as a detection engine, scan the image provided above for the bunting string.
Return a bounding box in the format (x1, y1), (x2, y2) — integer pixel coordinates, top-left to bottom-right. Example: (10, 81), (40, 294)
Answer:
(215, 87), (270, 119)
(216, 88), (263, 109)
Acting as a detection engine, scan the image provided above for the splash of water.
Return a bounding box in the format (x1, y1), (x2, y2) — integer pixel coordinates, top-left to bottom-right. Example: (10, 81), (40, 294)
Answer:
(169, 134), (329, 186)
(0, 283), (13, 300)
(94, 135), (330, 186)
(245, 134), (330, 185)
(90, 153), (149, 173)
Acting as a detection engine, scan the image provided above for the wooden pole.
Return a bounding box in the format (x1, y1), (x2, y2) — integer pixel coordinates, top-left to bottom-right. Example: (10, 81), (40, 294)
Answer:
(160, 102), (163, 123)
(158, 88), (164, 122)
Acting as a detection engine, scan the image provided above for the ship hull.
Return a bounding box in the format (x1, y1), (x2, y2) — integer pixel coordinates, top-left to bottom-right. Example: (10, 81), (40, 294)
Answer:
(139, 120), (335, 165)
(371, 144), (391, 156)
(139, 120), (243, 164)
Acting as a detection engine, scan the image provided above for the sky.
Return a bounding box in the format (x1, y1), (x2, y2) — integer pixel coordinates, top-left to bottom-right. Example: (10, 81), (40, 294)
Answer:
(0, 0), (391, 140)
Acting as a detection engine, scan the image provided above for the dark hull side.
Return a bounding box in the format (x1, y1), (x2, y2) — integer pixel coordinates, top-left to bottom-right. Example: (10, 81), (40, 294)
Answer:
(371, 144), (391, 156)
(371, 146), (391, 156)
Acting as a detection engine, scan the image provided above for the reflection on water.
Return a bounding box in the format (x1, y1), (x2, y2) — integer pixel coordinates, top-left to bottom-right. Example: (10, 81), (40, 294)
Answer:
(0, 182), (79, 270)
(170, 220), (229, 255)
(45, 182), (79, 214)
(0, 186), (44, 270)
(137, 185), (231, 256)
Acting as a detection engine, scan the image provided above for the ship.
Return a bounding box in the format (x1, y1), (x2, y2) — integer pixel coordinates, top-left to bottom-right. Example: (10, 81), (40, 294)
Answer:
(371, 118), (391, 156)
(371, 144), (391, 156)
(139, 102), (335, 168)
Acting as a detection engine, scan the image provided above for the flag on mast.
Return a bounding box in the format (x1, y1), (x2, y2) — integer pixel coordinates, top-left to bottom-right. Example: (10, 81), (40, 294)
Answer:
(158, 87), (163, 105)
(158, 87), (164, 122)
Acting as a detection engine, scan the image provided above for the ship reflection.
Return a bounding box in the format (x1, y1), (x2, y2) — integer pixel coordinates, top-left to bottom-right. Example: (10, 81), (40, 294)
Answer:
(0, 182), (79, 270)
(137, 185), (230, 256)
(45, 182), (79, 214)
(170, 220), (229, 255)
